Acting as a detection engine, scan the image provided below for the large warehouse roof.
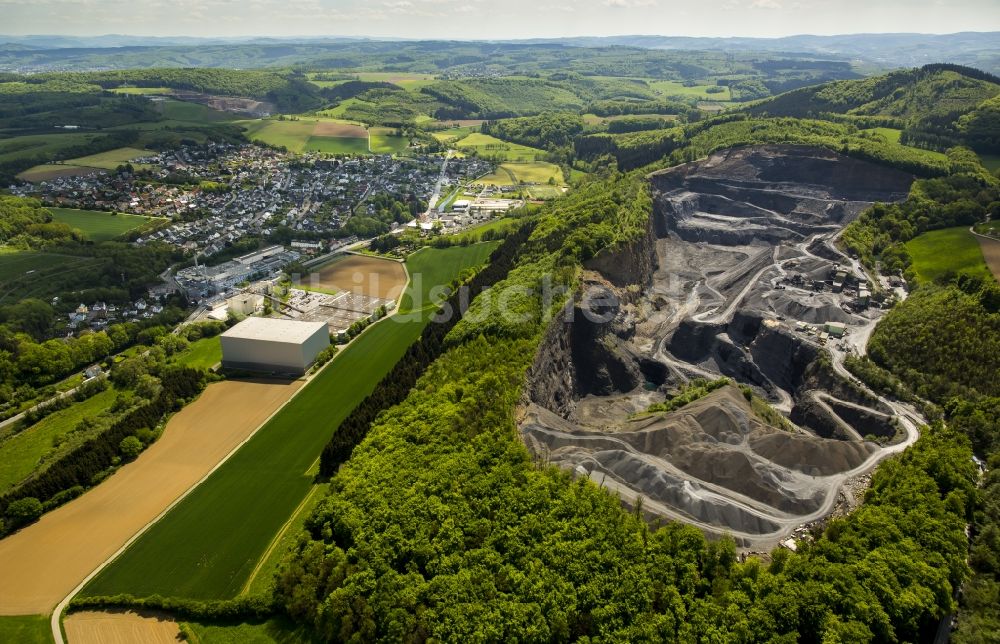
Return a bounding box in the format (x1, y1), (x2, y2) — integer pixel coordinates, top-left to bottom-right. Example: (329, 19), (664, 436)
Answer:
(221, 317), (327, 344)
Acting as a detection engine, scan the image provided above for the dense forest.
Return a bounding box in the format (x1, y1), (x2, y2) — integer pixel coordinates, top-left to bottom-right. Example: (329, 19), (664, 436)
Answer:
(745, 64), (1000, 153)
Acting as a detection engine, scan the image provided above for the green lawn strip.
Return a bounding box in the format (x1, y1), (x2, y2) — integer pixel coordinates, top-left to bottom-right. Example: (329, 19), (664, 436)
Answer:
(46, 207), (154, 242)
(0, 386), (119, 492)
(180, 615), (316, 644)
(905, 226), (993, 284)
(80, 244), (497, 600)
(242, 483), (325, 597)
(170, 336), (223, 371)
(0, 615), (52, 644)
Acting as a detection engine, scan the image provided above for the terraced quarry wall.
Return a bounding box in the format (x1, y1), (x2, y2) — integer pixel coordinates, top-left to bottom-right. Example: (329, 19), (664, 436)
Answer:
(518, 145), (919, 547)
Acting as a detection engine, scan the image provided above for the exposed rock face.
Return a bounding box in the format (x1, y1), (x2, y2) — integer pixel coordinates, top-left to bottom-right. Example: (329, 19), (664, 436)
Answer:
(584, 217), (658, 288)
(649, 145), (913, 245)
(518, 145), (917, 547)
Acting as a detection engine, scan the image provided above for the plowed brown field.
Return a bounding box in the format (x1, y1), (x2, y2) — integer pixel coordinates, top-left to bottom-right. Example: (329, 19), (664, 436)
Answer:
(64, 610), (180, 644)
(311, 254), (407, 300)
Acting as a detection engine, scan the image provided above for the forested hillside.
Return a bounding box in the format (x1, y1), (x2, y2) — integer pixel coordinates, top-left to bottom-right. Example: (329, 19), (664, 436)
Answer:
(272, 164), (978, 641)
(746, 64), (1000, 153)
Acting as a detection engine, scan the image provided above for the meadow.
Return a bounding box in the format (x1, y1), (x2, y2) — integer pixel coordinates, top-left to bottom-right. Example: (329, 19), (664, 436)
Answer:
(18, 146), (156, 182)
(303, 135), (369, 155)
(170, 336), (222, 371)
(369, 127), (409, 154)
(455, 132), (546, 162)
(0, 248), (103, 304)
(477, 161), (563, 186)
(905, 226), (993, 284)
(0, 615), (50, 644)
(648, 79), (732, 100)
(862, 127), (903, 143)
(47, 208), (155, 242)
(0, 386), (119, 493)
(81, 244), (498, 600)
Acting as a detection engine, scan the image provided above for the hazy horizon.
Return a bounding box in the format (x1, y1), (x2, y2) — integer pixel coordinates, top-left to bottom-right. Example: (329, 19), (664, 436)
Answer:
(4, 0), (999, 41)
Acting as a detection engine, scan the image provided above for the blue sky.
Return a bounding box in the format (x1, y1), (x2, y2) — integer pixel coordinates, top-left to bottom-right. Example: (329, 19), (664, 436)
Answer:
(2, 0), (998, 39)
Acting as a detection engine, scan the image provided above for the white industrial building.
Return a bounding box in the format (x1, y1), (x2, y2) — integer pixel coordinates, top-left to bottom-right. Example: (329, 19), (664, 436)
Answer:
(220, 317), (329, 375)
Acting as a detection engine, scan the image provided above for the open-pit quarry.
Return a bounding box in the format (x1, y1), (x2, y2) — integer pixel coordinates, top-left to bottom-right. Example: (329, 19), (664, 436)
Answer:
(519, 145), (925, 549)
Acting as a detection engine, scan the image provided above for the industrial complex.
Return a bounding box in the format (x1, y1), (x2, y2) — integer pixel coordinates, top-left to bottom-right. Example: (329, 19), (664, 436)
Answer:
(220, 317), (330, 375)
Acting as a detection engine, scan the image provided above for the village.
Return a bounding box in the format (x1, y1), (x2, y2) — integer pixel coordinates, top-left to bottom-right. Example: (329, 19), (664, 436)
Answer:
(10, 143), (495, 258)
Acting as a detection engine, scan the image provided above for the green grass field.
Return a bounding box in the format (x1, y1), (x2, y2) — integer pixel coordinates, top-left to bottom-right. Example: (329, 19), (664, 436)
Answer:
(648, 80), (731, 100)
(241, 119), (316, 152)
(64, 147), (154, 170)
(0, 386), (119, 492)
(0, 247), (101, 288)
(862, 127), (903, 143)
(478, 161), (563, 186)
(303, 135), (369, 155)
(171, 336), (222, 371)
(979, 153), (1000, 174)
(905, 226), (993, 284)
(455, 133), (546, 162)
(368, 127), (409, 154)
(82, 243), (498, 600)
(47, 208), (155, 242)
(158, 99), (235, 123)
(110, 87), (173, 95)
(0, 615), (51, 644)
(181, 616), (316, 643)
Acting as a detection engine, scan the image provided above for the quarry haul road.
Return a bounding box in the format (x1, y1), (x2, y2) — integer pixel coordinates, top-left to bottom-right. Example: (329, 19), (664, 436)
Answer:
(642, 226), (921, 543)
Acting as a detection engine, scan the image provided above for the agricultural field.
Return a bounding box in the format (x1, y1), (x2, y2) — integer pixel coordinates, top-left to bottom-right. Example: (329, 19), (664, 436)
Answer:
(905, 226), (993, 284)
(648, 79), (732, 100)
(0, 615), (49, 644)
(303, 136), (369, 155)
(240, 117), (399, 155)
(240, 119), (316, 152)
(454, 132), (546, 162)
(0, 378), (304, 615)
(80, 244), (497, 601)
(156, 99), (235, 123)
(369, 127), (409, 154)
(0, 131), (96, 169)
(356, 71), (437, 90)
(18, 146), (155, 182)
(0, 386), (119, 493)
(310, 254), (408, 300)
(477, 161), (564, 186)
(15, 165), (100, 182)
(0, 249), (104, 304)
(432, 125), (478, 143)
(64, 611), (179, 644)
(46, 207), (155, 242)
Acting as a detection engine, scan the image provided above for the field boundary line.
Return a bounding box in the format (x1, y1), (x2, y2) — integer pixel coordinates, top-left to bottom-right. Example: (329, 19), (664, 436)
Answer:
(50, 253), (421, 640)
(241, 483), (322, 596)
(48, 372), (320, 644)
